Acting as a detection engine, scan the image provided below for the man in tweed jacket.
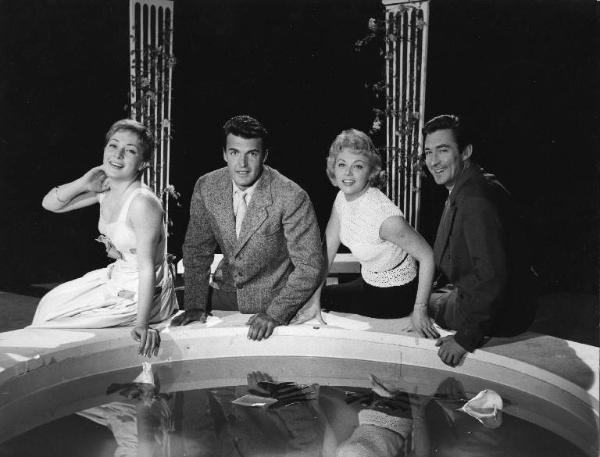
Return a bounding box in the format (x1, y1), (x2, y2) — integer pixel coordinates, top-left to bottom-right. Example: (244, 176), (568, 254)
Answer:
(172, 115), (323, 340)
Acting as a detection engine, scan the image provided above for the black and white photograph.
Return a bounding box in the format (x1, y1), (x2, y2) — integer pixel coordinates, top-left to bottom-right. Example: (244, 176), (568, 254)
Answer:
(0, 0), (597, 455)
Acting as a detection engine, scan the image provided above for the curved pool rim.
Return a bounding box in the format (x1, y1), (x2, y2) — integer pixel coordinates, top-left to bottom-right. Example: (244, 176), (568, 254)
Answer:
(0, 311), (598, 455)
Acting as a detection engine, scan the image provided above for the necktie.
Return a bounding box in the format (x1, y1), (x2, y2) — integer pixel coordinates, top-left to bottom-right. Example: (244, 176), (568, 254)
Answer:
(235, 191), (247, 237)
(433, 196), (452, 265)
(440, 196), (451, 227)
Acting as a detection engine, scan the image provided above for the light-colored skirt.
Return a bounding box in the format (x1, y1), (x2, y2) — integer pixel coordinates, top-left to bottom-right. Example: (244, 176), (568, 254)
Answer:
(30, 259), (177, 328)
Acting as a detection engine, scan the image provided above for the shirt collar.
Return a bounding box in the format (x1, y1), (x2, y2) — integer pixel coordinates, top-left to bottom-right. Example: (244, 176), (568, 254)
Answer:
(232, 178), (259, 200)
(447, 161), (481, 198)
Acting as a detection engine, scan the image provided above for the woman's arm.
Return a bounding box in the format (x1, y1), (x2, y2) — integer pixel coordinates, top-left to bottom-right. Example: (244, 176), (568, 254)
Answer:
(42, 166), (108, 213)
(380, 216), (439, 338)
(291, 207), (341, 324)
(323, 207), (342, 274)
(312, 208), (342, 301)
(129, 193), (164, 357)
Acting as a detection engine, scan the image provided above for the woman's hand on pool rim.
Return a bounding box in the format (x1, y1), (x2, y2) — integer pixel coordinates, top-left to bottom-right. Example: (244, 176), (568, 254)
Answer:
(131, 324), (161, 357)
(410, 307), (439, 339)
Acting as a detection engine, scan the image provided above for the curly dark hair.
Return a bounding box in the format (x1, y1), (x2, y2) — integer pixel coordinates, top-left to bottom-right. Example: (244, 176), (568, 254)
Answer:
(422, 114), (471, 151)
(223, 115), (269, 150)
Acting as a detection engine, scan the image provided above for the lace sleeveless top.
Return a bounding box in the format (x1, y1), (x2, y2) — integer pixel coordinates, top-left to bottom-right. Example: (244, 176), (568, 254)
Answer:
(97, 186), (165, 266)
(334, 187), (417, 287)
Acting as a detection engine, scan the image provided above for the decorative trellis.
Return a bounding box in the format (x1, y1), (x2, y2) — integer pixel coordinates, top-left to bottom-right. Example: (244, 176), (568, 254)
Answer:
(382, 0), (429, 229)
(129, 0), (175, 217)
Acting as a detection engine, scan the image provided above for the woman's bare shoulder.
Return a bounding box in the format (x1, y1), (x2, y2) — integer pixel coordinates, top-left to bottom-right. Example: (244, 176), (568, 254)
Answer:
(129, 190), (163, 223)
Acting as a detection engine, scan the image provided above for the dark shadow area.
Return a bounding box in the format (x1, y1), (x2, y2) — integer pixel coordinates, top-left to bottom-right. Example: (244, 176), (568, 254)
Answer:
(0, 0), (597, 330)
(0, 413), (116, 457)
(529, 293), (599, 347)
(484, 331), (597, 392)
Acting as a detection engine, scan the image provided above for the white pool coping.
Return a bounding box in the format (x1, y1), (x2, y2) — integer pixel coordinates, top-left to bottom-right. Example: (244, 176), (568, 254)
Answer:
(0, 310), (598, 452)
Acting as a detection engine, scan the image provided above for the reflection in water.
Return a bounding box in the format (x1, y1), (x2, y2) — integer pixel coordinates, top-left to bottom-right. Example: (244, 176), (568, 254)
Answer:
(68, 368), (588, 457)
(335, 383), (413, 457)
(201, 371), (325, 456)
(335, 375), (498, 457)
(78, 379), (173, 457)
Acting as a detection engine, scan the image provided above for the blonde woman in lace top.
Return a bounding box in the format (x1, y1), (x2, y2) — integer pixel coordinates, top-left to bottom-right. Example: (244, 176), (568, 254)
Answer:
(294, 129), (438, 338)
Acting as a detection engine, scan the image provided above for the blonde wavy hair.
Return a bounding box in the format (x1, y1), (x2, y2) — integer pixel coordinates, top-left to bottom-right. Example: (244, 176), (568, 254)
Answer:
(326, 129), (386, 189)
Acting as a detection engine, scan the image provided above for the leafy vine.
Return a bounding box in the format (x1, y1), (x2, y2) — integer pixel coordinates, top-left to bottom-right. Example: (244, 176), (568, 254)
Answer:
(355, 7), (428, 180)
(127, 28), (181, 235)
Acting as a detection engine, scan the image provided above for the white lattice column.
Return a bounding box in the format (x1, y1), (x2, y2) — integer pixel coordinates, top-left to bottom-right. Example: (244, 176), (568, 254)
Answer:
(129, 0), (175, 224)
(382, 0), (429, 229)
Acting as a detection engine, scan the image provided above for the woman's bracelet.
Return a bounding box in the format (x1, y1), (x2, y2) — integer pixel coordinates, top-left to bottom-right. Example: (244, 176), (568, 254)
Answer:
(54, 186), (68, 203)
(414, 302), (428, 309)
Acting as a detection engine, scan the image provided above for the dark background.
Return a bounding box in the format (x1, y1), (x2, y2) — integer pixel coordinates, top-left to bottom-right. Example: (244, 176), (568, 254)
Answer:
(0, 0), (597, 298)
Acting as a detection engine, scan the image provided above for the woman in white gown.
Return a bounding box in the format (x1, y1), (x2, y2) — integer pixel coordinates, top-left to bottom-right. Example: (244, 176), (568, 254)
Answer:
(30, 119), (177, 356)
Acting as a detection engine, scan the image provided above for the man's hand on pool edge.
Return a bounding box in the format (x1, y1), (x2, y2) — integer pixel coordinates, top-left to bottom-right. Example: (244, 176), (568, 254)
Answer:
(436, 335), (467, 367)
(246, 313), (279, 341)
(170, 309), (208, 326)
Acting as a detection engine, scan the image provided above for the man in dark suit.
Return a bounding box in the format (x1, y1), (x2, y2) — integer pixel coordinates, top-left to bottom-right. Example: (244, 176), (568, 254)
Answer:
(423, 114), (537, 366)
(172, 115), (323, 340)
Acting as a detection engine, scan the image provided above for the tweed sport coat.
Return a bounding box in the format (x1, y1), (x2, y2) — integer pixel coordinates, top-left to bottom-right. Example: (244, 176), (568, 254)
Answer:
(433, 163), (536, 351)
(183, 165), (324, 324)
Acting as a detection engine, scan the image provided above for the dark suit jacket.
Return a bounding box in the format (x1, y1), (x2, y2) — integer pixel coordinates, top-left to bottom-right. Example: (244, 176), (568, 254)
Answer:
(433, 163), (536, 351)
(177, 388), (325, 457)
(183, 166), (323, 324)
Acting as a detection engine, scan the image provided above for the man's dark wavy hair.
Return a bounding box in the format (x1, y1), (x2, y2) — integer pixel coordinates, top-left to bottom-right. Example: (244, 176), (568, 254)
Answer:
(223, 115), (269, 150)
(422, 114), (471, 151)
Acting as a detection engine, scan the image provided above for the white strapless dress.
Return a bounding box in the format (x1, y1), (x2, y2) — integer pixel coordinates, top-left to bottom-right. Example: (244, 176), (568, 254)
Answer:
(30, 186), (177, 328)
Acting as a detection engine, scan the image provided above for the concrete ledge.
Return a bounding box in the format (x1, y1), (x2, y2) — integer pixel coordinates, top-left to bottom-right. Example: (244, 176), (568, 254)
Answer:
(0, 311), (598, 453)
(176, 253), (361, 276)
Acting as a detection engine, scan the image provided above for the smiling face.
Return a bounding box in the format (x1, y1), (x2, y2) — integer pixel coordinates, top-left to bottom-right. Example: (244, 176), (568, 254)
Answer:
(424, 128), (472, 191)
(333, 148), (372, 201)
(103, 129), (146, 180)
(223, 134), (267, 190)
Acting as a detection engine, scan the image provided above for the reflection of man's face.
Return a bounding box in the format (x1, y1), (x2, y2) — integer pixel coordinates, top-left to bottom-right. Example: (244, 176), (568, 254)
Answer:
(223, 134), (267, 190)
(424, 129), (469, 191)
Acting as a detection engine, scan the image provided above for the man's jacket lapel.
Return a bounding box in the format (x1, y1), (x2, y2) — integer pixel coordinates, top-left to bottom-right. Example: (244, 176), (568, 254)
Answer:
(209, 170), (236, 253)
(433, 165), (478, 267)
(234, 168), (272, 256)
